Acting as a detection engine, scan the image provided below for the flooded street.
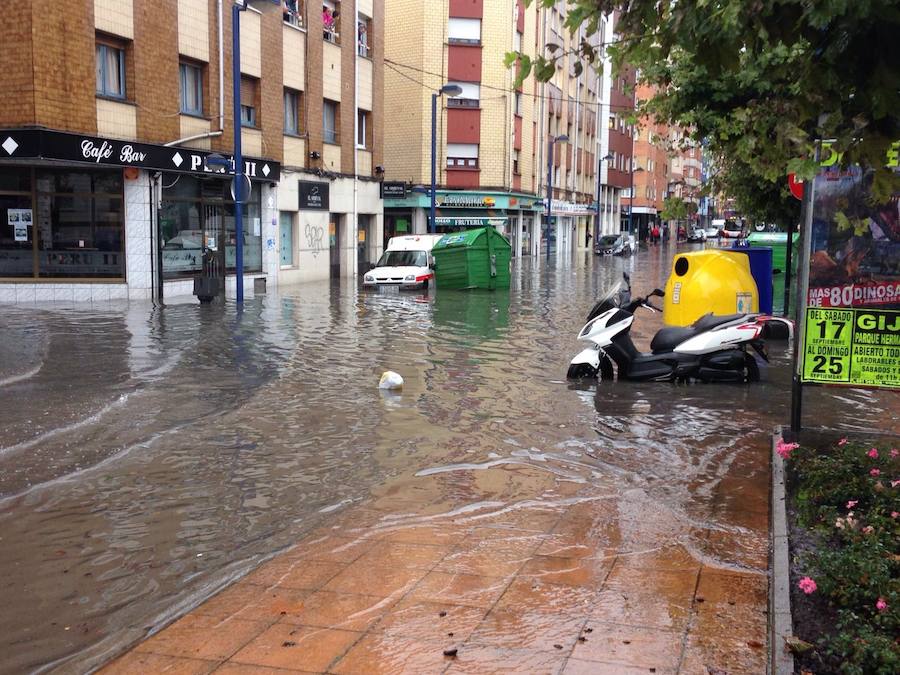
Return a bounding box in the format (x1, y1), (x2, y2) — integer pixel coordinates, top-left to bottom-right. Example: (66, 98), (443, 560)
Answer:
(0, 244), (894, 674)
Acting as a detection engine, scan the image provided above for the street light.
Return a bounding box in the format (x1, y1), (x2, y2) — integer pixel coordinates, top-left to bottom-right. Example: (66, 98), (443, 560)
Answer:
(430, 84), (463, 234)
(628, 164), (645, 239)
(545, 134), (569, 257)
(594, 153), (613, 243)
(231, 0), (279, 304)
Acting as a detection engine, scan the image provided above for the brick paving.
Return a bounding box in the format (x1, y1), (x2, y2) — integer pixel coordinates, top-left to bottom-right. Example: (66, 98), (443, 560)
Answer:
(101, 484), (769, 675)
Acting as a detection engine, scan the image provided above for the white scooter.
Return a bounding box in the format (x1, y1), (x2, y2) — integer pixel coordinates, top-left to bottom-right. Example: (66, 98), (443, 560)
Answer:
(567, 274), (792, 383)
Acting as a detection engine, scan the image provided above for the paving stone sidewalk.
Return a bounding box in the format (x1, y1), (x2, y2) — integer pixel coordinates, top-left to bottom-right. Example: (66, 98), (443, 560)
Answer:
(101, 490), (769, 675)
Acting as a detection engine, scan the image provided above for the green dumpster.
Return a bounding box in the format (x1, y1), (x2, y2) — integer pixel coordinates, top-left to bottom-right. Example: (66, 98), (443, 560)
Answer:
(432, 227), (511, 290)
(746, 232), (800, 274)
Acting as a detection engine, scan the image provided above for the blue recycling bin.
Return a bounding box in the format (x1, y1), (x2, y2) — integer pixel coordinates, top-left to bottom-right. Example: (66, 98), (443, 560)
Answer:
(730, 242), (773, 314)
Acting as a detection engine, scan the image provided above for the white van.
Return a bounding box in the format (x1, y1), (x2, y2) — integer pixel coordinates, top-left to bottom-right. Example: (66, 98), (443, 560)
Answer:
(363, 234), (444, 290)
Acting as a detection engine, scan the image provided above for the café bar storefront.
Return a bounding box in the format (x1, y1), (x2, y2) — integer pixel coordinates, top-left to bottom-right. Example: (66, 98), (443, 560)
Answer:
(0, 128), (280, 304)
(382, 187), (544, 258)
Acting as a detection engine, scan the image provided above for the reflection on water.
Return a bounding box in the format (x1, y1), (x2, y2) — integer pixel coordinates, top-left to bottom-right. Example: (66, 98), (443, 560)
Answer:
(0, 243), (892, 674)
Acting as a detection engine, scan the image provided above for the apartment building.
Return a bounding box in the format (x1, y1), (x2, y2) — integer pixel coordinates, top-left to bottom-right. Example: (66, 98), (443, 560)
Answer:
(0, 0), (384, 305)
(629, 83), (669, 240)
(381, 0), (619, 257)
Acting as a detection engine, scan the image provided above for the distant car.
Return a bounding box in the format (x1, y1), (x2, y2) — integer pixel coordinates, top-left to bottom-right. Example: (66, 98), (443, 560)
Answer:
(687, 227), (707, 242)
(719, 220), (744, 239)
(594, 233), (632, 256)
(704, 220), (722, 239)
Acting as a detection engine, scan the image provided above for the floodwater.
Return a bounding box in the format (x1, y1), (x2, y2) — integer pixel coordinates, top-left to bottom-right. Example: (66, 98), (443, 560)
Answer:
(0, 243), (893, 674)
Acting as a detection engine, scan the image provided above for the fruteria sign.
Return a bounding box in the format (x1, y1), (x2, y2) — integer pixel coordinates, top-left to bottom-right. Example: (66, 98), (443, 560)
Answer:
(801, 154), (899, 388)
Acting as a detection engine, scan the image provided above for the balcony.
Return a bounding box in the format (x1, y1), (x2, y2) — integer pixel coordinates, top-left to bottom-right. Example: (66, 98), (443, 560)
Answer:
(282, 0), (304, 29)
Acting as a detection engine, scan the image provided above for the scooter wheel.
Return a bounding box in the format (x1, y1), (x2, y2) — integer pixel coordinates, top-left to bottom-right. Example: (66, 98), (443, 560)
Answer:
(567, 364), (598, 380)
(744, 353), (760, 382)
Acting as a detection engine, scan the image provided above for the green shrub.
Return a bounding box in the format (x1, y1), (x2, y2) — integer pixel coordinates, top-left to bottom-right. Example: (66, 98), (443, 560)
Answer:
(785, 438), (899, 672)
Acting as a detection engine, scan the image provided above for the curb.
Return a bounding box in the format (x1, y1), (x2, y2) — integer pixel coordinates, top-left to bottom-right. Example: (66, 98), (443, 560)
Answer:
(770, 426), (794, 675)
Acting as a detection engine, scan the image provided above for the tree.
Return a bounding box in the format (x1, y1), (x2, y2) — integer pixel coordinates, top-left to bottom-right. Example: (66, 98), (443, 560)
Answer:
(514, 1), (900, 202)
(659, 196), (688, 223)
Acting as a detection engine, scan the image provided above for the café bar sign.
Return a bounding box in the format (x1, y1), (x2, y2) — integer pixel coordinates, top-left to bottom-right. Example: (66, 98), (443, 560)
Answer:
(0, 128), (281, 182)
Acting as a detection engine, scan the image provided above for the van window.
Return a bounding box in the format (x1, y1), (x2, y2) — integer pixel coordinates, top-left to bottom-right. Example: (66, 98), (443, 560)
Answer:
(376, 250), (427, 267)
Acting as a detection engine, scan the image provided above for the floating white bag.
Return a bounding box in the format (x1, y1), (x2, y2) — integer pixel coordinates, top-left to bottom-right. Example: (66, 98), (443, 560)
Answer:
(378, 371), (404, 390)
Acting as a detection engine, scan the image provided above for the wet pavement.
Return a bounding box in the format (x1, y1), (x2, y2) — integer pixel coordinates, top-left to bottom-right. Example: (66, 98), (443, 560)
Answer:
(1, 242), (895, 674)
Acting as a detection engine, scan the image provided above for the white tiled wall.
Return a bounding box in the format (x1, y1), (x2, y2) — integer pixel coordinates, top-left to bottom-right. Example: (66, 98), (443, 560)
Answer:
(125, 172), (153, 300)
(177, 0), (210, 62)
(97, 99), (138, 140)
(95, 0), (134, 39)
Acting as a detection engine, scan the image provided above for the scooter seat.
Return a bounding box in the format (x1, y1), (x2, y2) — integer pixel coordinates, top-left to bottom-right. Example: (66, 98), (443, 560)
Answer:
(650, 314), (747, 354)
(692, 313), (745, 331)
(650, 326), (697, 353)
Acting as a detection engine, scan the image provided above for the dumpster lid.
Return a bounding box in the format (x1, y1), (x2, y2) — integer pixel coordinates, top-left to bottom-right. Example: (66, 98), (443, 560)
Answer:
(434, 228), (487, 249)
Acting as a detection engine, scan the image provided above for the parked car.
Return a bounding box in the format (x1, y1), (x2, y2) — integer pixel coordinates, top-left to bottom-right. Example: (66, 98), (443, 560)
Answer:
(363, 234), (444, 290)
(594, 233), (632, 256)
(687, 227), (707, 242)
(719, 219), (744, 239)
(704, 222), (721, 239)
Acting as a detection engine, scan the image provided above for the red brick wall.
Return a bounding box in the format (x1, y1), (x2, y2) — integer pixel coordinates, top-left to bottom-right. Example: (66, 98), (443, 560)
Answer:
(31, 0), (97, 133)
(134, 0), (180, 143)
(0, 3), (36, 127)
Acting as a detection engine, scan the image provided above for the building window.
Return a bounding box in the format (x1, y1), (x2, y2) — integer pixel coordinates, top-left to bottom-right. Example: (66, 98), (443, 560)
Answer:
(445, 81), (480, 108)
(323, 99), (338, 143)
(0, 168), (125, 279)
(179, 62), (203, 116)
(513, 30), (522, 52)
(357, 109), (369, 148)
(282, 0), (304, 28)
(323, 0), (340, 43)
(240, 77), (258, 127)
(160, 175), (263, 279)
(446, 143), (479, 169)
(514, 92), (522, 116)
(96, 42), (126, 99)
(357, 14), (371, 56)
(284, 88), (301, 134)
(448, 17), (481, 44)
(513, 150), (521, 175)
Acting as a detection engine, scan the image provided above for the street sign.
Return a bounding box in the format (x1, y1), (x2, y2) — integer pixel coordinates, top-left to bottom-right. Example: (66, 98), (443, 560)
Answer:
(380, 181), (406, 199)
(230, 174), (251, 203)
(787, 173), (804, 201)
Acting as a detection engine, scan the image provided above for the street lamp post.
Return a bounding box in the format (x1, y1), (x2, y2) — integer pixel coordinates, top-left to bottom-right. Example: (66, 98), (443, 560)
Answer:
(545, 134), (569, 257)
(231, 0), (278, 304)
(430, 84), (463, 234)
(594, 153), (613, 243)
(628, 163), (644, 239)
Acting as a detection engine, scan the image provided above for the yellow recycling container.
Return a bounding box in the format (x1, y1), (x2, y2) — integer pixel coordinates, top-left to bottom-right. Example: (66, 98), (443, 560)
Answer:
(663, 250), (759, 326)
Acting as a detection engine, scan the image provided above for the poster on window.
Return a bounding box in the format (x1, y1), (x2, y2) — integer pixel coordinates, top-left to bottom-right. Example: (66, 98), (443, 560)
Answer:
(807, 163), (899, 309)
(802, 157), (899, 388)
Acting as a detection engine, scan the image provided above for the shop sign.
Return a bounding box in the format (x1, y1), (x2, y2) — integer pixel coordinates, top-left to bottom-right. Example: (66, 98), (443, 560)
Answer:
(437, 194), (496, 208)
(298, 180), (329, 210)
(435, 217), (507, 227)
(0, 128), (281, 181)
(800, 159), (899, 389)
(380, 181), (406, 199)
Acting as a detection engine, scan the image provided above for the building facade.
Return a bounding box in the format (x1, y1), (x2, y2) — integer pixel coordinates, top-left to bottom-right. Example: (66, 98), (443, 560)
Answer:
(381, 0), (618, 257)
(629, 82), (668, 240)
(0, 0), (384, 304)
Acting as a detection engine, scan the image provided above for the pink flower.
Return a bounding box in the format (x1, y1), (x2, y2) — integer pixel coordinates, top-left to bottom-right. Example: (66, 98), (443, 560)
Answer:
(870, 468), (881, 477)
(838, 438), (848, 446)
(798, 577), (817, 594)
(892, 480), (900, 488)
(891, 448), (898, 458)
(876, 598), (887, 612)
(862, 525), (874, 534)
(846, 500), (858, 509)
(835, 518), (845, 529)
(867, 448), (879, 459)
(892, 512), (899, 519)
(776, 440), (799, 460)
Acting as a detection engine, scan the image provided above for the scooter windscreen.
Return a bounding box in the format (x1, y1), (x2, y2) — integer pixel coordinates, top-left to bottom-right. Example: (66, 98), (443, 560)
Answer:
(585, 281), (630, 322)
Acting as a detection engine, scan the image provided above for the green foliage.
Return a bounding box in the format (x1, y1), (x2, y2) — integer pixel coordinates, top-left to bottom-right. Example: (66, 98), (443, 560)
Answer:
(509, 0), (900, 208)
(659, 196), (688, 222)
(787, 439), (899, 672)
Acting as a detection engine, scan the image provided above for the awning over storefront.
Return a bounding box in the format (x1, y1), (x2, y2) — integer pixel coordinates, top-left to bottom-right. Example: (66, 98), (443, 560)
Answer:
(0, 128), (280, 181)
(384, 190), (544, 211)
(434, 216), (508, 228)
